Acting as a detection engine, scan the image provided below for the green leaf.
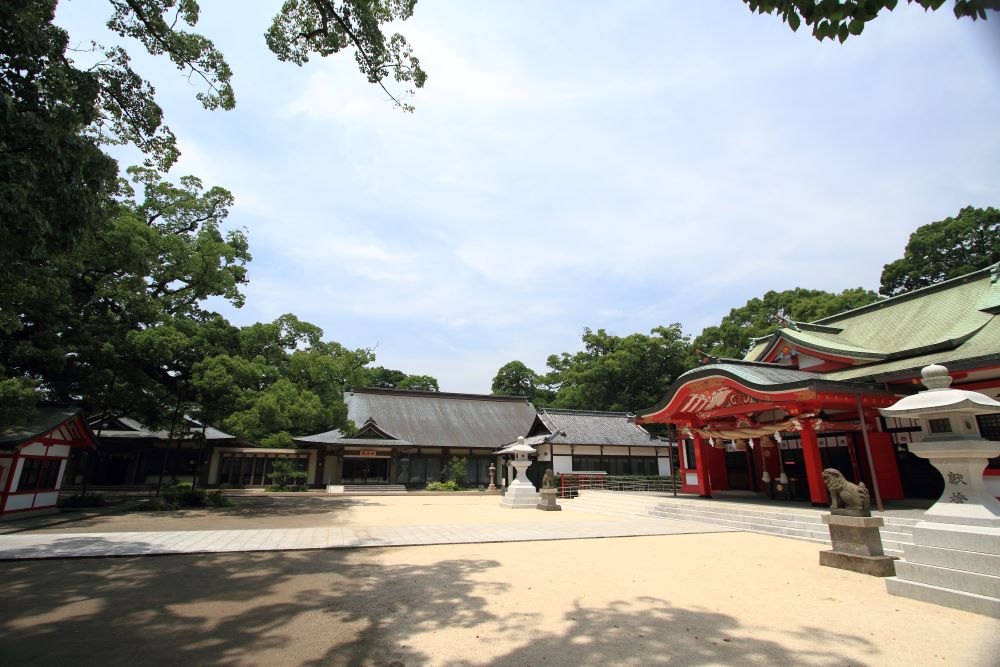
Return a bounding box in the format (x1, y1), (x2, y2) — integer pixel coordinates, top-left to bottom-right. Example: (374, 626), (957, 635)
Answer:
(848, 18), (865, 34)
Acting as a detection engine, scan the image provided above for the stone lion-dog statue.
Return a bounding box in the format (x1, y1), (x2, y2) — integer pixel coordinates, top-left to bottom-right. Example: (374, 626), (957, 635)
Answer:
(822, 468), (871, 511)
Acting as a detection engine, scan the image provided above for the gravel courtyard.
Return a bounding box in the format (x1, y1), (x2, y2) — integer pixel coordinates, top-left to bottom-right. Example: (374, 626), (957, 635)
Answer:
(0, 497), (996, 666)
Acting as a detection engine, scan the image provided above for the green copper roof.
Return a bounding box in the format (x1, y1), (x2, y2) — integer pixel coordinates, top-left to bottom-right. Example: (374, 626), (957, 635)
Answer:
(824, 317), (1000, 382)
(746, 264), (1000, 366)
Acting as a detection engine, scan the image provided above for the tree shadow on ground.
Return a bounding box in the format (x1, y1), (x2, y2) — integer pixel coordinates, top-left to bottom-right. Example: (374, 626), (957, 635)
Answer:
(0, 548), (507, 666)
(461, 596), (880, 667)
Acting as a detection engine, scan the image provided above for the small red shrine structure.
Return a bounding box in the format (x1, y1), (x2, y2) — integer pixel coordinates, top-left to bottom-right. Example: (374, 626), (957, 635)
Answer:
(636, 264), (1000, 506)
(0, 408), (96, 517)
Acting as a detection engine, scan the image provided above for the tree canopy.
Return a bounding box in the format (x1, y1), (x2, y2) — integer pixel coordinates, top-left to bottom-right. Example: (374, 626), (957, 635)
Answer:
(879, 206), (1000, 296)
(743, 0), (996, 43)
(1, 1), (428, 436)
(691, 287), (879, 360)
(491, 360), (555, 406)
(543, 326), (693, 413)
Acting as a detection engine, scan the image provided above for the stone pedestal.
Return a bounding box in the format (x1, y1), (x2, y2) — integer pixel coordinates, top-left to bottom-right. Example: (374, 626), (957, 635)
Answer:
(820, 512), (897, 577)
(878, 363), (1000, 618)
(499, 443), (539, 509)
(537, 487), (561, 511)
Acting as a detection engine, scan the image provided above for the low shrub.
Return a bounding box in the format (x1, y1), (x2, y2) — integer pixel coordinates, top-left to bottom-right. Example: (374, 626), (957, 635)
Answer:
(59, 493), (107, 508)
(265, 484), (309, 492)
(158, 484), (232, 510)
(425, 480), (460, 491)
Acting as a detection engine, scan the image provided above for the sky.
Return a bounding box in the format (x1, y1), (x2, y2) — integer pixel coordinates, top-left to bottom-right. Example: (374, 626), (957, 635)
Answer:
(56, 1), (1000, 394)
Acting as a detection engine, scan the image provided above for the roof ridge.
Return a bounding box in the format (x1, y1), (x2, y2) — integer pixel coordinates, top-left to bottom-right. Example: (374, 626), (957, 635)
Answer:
(814, 261), (999, 325)
(348, 387), (532, 403)
(540, 407), (633, 417)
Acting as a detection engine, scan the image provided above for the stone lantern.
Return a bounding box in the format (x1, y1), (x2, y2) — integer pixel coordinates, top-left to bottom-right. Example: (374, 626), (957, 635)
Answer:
(496, 436), (539, 509)
(878, 363), (1000, 618)
(879, 364), (1000, 527)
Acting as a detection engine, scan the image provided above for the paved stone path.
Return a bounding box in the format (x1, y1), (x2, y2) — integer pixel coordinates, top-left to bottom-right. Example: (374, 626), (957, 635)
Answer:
(0, 517), (734, 560)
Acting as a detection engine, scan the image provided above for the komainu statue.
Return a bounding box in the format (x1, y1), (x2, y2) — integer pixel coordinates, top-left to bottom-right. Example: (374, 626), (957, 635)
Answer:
(542, 469), (554, 489)
(822, 468), (871, 511)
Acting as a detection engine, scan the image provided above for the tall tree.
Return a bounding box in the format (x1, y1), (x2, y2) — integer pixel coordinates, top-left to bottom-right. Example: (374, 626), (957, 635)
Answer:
(692, 287), (878, 360)
(0, 166), (249, 439)
(397, 375), (439, 392)
(545, 326), (693, 413)
(743, 0), (996, 43)
(192, 315), (375, 444)
(266, 0), (427, 111)
(879, 206), (1000, 296)
(363, 366), (439, 391)
(490, 360), (554, 405)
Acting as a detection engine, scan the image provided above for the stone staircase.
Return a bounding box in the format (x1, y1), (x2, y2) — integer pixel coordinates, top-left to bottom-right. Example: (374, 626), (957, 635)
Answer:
(562, 490), (917, 556)
(328, 484), (408, 495)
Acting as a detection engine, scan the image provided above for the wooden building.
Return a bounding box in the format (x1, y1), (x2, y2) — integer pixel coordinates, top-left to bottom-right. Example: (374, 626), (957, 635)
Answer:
(1, 408), (96, 517)
(636, 264), (1000, 505)
(207, 388), (539, 488)
(524, 408), (671, 485)
(66, 415), (241, 488)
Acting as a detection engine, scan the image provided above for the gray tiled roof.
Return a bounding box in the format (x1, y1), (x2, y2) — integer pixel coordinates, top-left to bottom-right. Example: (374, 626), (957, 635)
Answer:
(343, 388), (537, 449)
(0, 407), (84, 444)
(91, 415), (235, 441)
(535, 408), (656, 446)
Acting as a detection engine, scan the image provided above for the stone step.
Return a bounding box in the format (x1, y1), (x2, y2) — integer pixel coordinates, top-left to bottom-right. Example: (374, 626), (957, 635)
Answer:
(894, 560), (1000, 598)
(886, 577), (1000, 619)
(911, 522), (1000, 555)
(565, 491), (915, 555)
(903, 543), (1000, 576)
(334, 484), (408, 494)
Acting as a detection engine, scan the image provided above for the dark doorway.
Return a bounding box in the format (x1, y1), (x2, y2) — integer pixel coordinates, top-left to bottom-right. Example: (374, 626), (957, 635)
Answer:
(724, 450), (751, 491)
(342, 457), (389, 484)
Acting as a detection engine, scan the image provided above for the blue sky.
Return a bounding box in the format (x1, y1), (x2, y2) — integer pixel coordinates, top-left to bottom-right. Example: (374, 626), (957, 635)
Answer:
(57, 1), (1000, 393)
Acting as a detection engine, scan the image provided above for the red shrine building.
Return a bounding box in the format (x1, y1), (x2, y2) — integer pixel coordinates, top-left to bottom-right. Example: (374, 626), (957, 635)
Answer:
(636, 264), (1000, 506)
(0, 408), (97, 517)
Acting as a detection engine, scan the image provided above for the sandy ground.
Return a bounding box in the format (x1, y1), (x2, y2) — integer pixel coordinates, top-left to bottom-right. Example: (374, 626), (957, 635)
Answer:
(0, 528), (996, 667)
(5, 495), (621, 534)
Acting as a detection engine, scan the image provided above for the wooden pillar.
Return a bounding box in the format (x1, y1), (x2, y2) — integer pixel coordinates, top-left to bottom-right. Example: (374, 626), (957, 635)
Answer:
(800, 420), (829, 506)
(693, 433), (711, 498)
(867, 430), (903, 500)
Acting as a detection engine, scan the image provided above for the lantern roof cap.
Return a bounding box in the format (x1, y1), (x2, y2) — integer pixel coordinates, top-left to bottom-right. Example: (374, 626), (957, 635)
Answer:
(879, 364), (1000, 417)
(496, 436), (537, 455)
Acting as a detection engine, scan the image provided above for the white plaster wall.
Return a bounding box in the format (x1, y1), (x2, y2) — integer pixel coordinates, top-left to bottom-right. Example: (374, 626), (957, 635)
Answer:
(536, 446), (551, 462)
(9, 458), (25, 492)
(207, 449), (222, 484)
(20, 442), (46, 456)
(324, 455), (337, 483)
(570, 445), (602, 456)
(54, 459), (66, 490)
(985, 475), (1000, 499)
(34, 491), (59, 508)
(797, 353), (824, 369)
(49, 444), (70, 457)
(5, 494), (33, 511)
(685, 472), (699, 486)
(657, 457), (671, 476)
(553, 455), (573, 474)
(306, 452), (317, 483)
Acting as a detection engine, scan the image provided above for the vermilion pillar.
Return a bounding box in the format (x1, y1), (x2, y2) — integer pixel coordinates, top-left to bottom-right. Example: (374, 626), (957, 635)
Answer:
(693, 433), (712, 498)
(800, 421), (829, 506)
(867, 430), (904, 500)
